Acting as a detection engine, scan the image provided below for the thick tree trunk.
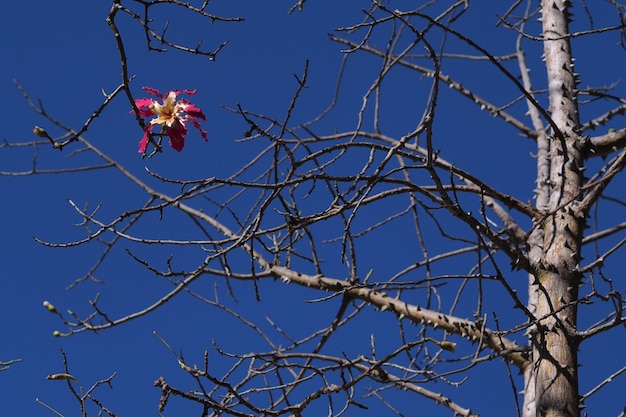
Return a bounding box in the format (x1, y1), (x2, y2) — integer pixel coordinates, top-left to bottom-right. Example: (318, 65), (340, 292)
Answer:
(532, 1), (584, 416)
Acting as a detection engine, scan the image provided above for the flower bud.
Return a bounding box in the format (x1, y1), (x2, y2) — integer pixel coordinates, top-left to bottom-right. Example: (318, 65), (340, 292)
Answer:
(52, 330), (61, 337)
(33, 126), (49, 138)
(439, 341), (456, 352)
(43, 301), (57, 313)
(46, 373), (78, 381)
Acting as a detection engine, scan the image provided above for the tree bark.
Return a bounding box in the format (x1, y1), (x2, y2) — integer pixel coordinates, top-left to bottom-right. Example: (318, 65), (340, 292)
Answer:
(533, 1), (584, 416)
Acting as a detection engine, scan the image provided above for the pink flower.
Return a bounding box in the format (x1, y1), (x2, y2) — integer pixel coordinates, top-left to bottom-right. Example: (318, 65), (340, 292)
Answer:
(133, 87), (208, 153)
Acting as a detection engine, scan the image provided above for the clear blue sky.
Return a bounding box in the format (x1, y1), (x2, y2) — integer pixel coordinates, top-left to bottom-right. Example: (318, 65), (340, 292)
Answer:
(2, 1), (625, 416)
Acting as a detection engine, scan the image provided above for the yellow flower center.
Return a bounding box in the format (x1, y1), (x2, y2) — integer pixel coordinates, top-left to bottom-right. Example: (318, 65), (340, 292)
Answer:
(149, 92), (182, 127)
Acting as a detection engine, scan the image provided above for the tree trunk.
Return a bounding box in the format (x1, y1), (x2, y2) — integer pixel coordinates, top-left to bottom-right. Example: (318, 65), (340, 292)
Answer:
(532, 1), (584, 416)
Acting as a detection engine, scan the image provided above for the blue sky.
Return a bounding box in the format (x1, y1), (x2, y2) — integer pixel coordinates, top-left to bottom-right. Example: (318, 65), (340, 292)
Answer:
(2, 1), (625, 416)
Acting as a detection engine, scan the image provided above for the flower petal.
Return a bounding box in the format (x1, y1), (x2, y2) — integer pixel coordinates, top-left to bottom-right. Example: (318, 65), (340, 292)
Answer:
(142, 86), (164, 98)
(133, 98), (156, 116)
(177, 89), (197, 96)
(178, 101), (206, 120)
(187, 116), (208, 141)
(138, 125), (155, 153)
(166, 120), (188, 151)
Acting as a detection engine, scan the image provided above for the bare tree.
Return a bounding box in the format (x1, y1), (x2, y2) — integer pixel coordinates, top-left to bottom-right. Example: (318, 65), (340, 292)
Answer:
(5, 1), (626, 417)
